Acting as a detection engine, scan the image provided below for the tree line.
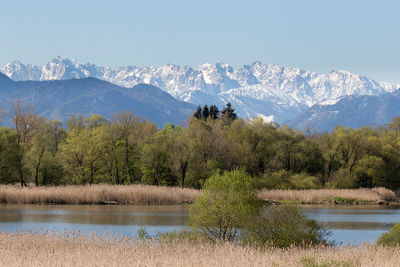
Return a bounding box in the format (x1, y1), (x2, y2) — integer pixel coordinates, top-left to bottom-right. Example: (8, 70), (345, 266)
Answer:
(1, 100), (400, 189)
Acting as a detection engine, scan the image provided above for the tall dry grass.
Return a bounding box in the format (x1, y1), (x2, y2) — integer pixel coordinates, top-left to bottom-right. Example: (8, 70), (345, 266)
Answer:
(259, 187), (396, 204)
(0, 184), (200, 205)
(0, 231), (398, 266)
(0, 184), (396, 205)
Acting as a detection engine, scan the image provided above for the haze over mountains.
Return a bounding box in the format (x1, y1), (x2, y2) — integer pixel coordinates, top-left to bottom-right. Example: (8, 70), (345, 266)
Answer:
(0, 72), (195, 127)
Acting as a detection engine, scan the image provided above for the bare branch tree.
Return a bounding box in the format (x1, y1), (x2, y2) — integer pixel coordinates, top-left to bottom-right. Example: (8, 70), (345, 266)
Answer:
(11, 100), (41, 145)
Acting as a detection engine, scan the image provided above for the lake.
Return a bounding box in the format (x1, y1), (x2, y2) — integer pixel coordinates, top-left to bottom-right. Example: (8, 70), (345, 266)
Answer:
(0, 204), (398, 245)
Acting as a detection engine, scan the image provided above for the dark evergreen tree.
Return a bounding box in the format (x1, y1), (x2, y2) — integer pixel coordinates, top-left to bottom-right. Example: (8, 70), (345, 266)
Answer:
(202, 105), (209, 120)
(221, 102), (237, 123)
(209, 105), (220, 119)
(193, 106), (203, 119)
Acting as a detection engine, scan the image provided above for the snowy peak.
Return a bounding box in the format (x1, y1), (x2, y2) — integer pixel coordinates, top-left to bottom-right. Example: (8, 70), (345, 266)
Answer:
(41, 56), (88, 80)
(195, 62), (239, 92)
(1, 57), (399, 123)
(3, 60), (42, 81)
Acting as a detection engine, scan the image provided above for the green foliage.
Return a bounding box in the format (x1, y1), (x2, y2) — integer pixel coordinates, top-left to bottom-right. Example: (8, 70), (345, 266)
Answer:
(193, 104), (220, 121)
(193, 106), (203, 120)
(261, 171), (321, 189)
(377, 223), (400, 246)
(137, 227), (151, 240)
(202, 105), (209, 119)
(187, 169), (261, 241)
(58, 124), (108, 184)
(241, 205), (330, 248)
(290, 173), (321, 189)
(327, 168), (356, 189)
(188, 169), (329, 247)
(220, 102), (237, 125)
(209, 105), (220, 119)
(262, 170), (292, 189)
(0, 127), (21, 183)
(1, 107), (400, 191)
(24, 119), (64, 186)
(140, 124), (177, 186)
(328, 197), (356, 204)
(352, 156), (386, 188)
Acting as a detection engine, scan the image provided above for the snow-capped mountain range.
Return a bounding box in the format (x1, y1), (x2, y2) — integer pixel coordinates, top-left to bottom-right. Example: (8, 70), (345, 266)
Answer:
(2, 56), (399, 123)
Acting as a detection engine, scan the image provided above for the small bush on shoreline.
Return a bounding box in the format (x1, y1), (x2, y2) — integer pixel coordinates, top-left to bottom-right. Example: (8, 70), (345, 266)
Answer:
(241, 205), (331, 248)
(377, 223), (400, 247)
(187, 169), (330, 248)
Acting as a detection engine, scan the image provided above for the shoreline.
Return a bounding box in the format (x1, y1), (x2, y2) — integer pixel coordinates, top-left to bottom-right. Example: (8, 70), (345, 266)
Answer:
(0, 185), (397, 206)
(259, 187), (399, 206)
(0, 184), (200, 205)
(264, 199), (400, 206)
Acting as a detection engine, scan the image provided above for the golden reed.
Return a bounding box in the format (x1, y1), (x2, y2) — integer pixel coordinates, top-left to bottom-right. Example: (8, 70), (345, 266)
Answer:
(0, 184), (200, 205)
(0, 231), (398, 266)
(0, 184), (396, 205)
(259, 187), (396, 204)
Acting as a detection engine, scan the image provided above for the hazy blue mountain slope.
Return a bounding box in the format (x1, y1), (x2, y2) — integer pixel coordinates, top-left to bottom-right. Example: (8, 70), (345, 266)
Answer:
(0, 74), (195, 127)
(289, 89), (400, 132)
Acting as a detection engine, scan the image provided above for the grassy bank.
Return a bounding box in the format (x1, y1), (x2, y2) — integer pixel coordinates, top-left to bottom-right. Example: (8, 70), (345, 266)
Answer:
(0, 231), (398, 266)
(259, 187), (397, 204)
(0, 184), (200, 205)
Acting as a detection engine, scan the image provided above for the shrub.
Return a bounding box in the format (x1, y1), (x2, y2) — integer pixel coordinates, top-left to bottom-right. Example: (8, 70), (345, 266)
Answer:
(261, 171), (321, 190)
(263, 170), (292, 189)
(187, 169), (261, 242)
(187, 169), (329, 247)
(241, 205), (331, 248)
(137, 227), (151, 240)
(377, 223), (400, 246)
(290, 173), (321, 189)
(328, 169), (357, 189)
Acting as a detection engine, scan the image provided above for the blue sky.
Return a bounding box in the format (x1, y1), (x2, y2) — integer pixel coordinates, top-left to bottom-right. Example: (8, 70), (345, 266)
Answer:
(1, 0), (399, 82)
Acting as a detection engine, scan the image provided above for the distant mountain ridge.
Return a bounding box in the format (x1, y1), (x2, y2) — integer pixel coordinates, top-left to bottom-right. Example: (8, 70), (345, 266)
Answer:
(288, 89), (400, 132)
(0, 73), (195, 127)
(3, 57), (399, 123)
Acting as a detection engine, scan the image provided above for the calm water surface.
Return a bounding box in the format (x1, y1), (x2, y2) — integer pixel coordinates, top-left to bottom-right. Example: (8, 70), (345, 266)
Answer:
(0, 204), (399, 245)
(301, 205), (400, 245)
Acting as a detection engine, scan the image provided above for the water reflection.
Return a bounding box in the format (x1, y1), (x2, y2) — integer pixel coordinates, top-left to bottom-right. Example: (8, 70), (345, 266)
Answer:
(0, 204), (398, 245)
(301, 205), (400, 245)
(0, 205), (189, 226)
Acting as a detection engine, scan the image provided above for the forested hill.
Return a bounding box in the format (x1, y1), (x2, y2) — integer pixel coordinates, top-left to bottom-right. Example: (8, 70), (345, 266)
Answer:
(0, 73), (195, 127)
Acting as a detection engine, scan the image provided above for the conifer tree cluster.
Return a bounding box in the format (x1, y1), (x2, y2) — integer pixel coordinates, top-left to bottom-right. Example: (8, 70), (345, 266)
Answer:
(193, 104), (220, 120)
(193, 102), (237, 122)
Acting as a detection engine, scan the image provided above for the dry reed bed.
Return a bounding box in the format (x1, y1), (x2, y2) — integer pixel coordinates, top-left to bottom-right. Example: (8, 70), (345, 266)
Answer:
(259, 187), (397, 204)
(0, 184), (396, 205)
(0, 231), (398, 267)
(0, 184), (201, 205)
